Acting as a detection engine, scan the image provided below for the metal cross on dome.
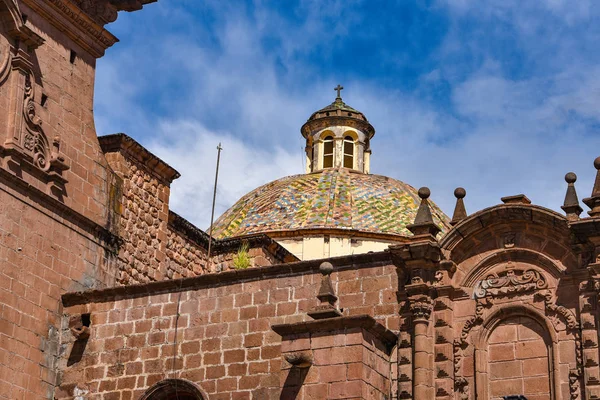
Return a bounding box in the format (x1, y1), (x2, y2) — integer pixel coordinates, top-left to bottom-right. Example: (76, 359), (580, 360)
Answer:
(334, 84), (344, 98)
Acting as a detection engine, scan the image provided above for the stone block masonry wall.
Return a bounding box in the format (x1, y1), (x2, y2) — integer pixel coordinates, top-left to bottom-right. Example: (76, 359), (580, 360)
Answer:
(58, 254), (399, 399)
(0, 189), (120, 399)
(100, 134), (180, 285)
(0, 4), (133, 399)
(104, 150), (172, 285)
(276, 318), (396, 400)
(165, 226), (208, 279)
(487, 317), (551, 399)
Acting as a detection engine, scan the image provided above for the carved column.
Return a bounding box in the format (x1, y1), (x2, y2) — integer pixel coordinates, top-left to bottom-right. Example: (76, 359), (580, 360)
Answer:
(410, 294), (434, 398)
(432, 260), (456, 400)
(392, 237), (441, 399)
(582, 261), (600, 400)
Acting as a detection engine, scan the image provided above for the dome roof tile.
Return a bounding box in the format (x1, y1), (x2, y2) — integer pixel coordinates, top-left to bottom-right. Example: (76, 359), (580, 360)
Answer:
(210, 168), (451, 238)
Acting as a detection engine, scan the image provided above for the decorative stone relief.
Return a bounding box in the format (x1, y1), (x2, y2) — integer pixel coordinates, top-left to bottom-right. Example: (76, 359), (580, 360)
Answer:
(0, 34), (10, 84)
(409, 297), (433, 322)
(453, 300), (486, 400)
(74, 0), (118, 25)
(473, 268), (547, 299)
(539, 290), (579, 331)
(570, 369), (581, 400)
(504, 233), (516, 248)
(1, 71), (69, 186)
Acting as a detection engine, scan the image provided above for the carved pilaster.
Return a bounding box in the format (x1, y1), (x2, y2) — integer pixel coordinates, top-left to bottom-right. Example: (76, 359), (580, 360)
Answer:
(407, 295), (434, 399)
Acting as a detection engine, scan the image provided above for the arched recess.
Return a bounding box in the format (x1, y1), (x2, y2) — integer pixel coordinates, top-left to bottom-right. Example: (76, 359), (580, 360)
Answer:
(139, 379), (206, 400)
(474, 305), (560, 399)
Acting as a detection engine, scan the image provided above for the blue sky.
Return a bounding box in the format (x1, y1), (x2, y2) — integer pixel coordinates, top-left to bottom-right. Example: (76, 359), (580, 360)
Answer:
(95, 0), (600, 229)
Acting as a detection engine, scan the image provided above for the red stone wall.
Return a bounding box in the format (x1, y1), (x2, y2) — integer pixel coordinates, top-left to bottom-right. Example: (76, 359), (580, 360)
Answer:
(0, 190), (119, 399)
(279, 326), (394, 399)
(103, 150), (172, 285)
(487, 317), (551, 399)
(58, 260), (399, 399)
(0, 3), (125, 399)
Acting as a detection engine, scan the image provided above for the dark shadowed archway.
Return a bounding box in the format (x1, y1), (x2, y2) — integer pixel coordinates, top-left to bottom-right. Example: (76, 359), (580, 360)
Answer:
(139, 379), (205, 400)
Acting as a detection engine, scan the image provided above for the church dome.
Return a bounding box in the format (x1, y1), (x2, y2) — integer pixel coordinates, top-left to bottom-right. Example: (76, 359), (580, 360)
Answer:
(210, 168), (451, 239)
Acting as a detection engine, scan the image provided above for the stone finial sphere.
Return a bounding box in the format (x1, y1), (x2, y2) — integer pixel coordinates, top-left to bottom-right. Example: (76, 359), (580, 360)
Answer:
(454, 187), (466, 199)
(594, 157), (600, 170)
(418, 187), (431, 199)
(565, 172), (577, 184)
(319, 262), (334, 275)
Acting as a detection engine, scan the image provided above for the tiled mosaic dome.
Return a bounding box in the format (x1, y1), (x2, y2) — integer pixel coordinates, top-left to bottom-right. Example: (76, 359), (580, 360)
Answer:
(210, 168), (451, 239)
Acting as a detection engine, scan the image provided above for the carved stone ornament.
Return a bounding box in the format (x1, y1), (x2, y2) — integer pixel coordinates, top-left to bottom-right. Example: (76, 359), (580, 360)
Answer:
(540, 290), (579, 331)
(453, 299), (489, 399)
(569, 369), (581, 400)
(0, 34), (10, 84)
(1, 73), (69, 180)
(74, 0), (118, 25)
(22, 75), (51, 170)
(504, 233), (516, 248)
(69, 314), (90, 339)
(473, 268), (548, 299)
(409, 297), (433, 322)
(284, 352), (312, 368)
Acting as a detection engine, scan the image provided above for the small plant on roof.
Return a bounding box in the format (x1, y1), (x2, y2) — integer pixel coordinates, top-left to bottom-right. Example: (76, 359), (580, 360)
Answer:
(233, 241), (251, 269)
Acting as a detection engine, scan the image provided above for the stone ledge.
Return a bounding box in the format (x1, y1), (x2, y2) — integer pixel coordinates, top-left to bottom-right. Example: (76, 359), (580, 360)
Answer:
(61, 251), (392, 306)
(0, 166), (120, 251)
(272, 314), (397, 352)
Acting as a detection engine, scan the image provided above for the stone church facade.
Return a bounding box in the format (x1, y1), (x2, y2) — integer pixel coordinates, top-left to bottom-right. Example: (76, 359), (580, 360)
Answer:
(2, 1), (600, 400)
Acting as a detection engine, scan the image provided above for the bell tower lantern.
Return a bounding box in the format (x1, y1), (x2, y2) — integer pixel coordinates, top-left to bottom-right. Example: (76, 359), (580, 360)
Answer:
(301, 86), (375, 174)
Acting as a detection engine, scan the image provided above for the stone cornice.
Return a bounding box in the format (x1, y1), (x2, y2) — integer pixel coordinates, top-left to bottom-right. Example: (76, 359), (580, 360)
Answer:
(99, 133), (181, 186)
(440, 203), (569, 252)
(301, 116), (375, 139)
(271, 314), (397, 352)
(0, 166), (121, 252)
(21, 0), (119, 58)
(250, 227), (412, 243)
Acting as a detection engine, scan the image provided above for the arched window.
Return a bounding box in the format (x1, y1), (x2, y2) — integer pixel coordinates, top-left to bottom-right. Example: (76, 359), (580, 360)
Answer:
(343, 136), (354, 169)
(140, 379), (205, 400)
(323, 135), (334, 168)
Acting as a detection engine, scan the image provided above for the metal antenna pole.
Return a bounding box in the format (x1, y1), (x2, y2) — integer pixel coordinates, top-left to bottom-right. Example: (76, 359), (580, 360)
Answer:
(207, 143), (222, 268)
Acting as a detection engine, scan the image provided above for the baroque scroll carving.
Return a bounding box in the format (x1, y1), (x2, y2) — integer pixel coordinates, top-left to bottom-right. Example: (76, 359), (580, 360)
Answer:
(453, 300), (486, 399)
(473, 268), (547, 299)
(539, 290), (579, 331)
(22, 74), (52, 171)
(1, 71), (69, 184)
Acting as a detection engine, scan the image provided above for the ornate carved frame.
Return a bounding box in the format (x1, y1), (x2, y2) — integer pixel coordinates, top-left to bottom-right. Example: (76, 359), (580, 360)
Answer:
(0, 1), (69, 195)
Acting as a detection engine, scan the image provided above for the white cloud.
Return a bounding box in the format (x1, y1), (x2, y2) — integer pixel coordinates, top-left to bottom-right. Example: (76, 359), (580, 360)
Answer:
(147, 120), (300, 229)
(94, 2), (600, 231)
